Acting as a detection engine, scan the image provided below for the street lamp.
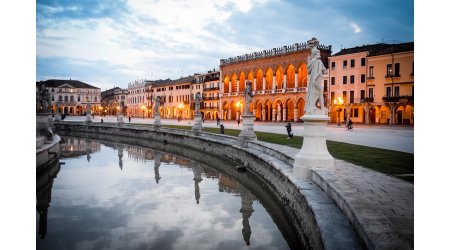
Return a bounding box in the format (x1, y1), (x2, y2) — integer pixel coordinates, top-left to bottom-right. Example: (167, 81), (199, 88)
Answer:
(141, 105), (146, 118)
(333, 96), (344, 126)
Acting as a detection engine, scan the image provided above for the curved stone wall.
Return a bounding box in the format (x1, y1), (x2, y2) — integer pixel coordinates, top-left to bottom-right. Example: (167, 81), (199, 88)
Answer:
(54, 122), (363, 250)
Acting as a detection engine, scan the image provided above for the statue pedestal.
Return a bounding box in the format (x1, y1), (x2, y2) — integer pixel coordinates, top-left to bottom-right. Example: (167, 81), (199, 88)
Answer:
(238, 114), (257, 147)
(192, 114), (203, 136)
(36, 113), (54, 143)
(154, 113), (161, 127)
(117, 114), (124, 127)
(85, 114), (93, 124)
(293, 114), (334, 180)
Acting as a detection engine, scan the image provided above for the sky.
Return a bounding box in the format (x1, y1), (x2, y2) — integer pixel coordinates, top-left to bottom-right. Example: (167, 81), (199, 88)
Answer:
(36, 0), (414, 91)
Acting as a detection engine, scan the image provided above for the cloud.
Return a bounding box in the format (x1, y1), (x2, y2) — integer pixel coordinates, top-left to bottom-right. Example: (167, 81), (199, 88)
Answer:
(350, 22), (361, 33)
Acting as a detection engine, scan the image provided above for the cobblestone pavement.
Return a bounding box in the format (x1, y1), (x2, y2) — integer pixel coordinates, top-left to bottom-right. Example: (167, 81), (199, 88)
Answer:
(66, 115), (414, 153)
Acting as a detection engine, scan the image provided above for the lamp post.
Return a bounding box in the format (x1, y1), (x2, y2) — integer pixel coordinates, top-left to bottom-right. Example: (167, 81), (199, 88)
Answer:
(333, 97), (344, 126)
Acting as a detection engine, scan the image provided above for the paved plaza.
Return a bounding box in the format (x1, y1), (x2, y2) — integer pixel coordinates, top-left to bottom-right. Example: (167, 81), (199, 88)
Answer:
(63, 115), (414, 154)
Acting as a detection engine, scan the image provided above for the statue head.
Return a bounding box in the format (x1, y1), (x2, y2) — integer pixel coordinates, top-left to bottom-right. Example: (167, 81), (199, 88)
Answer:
(307, 37), (319, 48)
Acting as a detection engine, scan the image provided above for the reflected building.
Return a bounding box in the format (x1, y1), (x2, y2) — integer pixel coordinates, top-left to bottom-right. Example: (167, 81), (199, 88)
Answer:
(60, 137), (101, 159)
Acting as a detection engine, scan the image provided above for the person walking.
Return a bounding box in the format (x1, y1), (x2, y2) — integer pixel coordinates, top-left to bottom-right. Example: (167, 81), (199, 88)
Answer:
(128, 116), (131, 123)
(237, 118), (240, 126)
(216, 116), (220, 126)
(285, 122), (293, 139)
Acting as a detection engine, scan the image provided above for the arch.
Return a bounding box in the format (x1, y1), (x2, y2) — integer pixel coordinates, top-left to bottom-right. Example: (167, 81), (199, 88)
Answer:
(285, 98), (295, 121)
(264, 99), (272, 121)
(275, 65), (284, 90)
(230, 101), (237, 120)
(231, 74), (238, 92)
(404, 104), (414, 125)
(298, 63), (307, 88)
(265, 68), (273, 90)
(273, 98), (284, 121)
(64, 107), (69, 114)
(379, 105), (390, 124)
(286, 64), (295, 88)
(239, 71), (246, 92)
(254, 100), (263, 121)
(166, 107), (171, 117)
(247, 71), (254, 87)
(159, 107), (164, 118)
(296, 97), (305, 121)
(222, 101), (229, 120)
(223, 75), (230, 93)
(256, 69), (263, 90)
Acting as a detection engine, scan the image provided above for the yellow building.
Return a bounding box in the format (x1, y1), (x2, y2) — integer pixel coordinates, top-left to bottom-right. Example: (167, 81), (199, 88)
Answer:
(328, 42), (414, 125)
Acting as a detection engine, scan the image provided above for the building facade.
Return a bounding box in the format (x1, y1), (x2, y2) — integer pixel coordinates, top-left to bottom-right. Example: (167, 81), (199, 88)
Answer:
(200, 70), (220, 120)
(37, 79), (101, 116)
(328, 42), (414, 125)
(100, 87), (128, 116)
(127, 79), (147, 118)
(219, 41), (332, 122)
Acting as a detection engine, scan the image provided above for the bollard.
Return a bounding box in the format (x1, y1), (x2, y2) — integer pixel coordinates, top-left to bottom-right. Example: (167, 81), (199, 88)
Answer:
(220, 124), (224, 134)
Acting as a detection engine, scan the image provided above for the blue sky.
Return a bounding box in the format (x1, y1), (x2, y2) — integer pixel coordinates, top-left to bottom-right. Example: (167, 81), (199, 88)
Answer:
(36, 0), (414, 90)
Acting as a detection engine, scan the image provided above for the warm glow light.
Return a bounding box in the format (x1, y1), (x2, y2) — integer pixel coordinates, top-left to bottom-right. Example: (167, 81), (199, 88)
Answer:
(116, 106), (120, 110)
(141, 105), (146, 110)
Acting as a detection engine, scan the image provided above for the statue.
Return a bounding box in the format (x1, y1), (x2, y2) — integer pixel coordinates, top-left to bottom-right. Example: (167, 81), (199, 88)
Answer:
(194, 92), (202, 114)
(304, 37), (327, 115)
(244, 81), (253, 115)
(154, 96), (161, 115)
(37, 84), (51, 113)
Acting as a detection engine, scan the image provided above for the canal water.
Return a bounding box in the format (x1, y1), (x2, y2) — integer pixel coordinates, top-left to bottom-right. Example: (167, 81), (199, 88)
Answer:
(37, 136), (294, 250)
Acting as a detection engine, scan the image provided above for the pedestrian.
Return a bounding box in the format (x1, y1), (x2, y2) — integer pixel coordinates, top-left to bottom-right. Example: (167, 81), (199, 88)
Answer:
(285, 122), (293, 139)
(237, 118), (240, 126)
(101, 119), (103, 123)
(129, 116), (131, 123)
(217, 117), (220, 126)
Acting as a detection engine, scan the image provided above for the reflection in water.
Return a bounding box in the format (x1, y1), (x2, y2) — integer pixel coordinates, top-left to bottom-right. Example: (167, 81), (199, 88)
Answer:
(37, 136), (291, 250)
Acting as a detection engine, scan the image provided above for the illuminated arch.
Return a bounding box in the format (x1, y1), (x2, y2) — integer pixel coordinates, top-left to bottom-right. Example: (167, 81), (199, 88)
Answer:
(286, 64), (295, 88)
(223, 75), (230, 93)
(239, 71), (246, 92)
(298, 63), (307, 88)
(265, 68), (273, 89)
(296, 97), (305, 121)
(231, 74), (238, 92)
(275, 65), (284, 89)
(256, 69), (263, 90)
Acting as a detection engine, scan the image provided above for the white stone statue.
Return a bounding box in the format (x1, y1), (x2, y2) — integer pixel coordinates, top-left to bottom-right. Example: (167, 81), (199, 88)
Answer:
(305, 37), (328, 115)
(195, 92), (202, 114)
(244, 81), (253, 115)
(154, 96), (161, 115)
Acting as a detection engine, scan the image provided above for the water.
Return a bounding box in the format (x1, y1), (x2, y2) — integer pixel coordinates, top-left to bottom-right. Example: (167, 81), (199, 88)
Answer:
(36, 137), (293, 250)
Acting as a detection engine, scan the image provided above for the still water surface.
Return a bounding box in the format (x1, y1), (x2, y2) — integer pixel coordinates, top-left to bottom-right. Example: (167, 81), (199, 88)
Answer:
(37, 137), (292, 250)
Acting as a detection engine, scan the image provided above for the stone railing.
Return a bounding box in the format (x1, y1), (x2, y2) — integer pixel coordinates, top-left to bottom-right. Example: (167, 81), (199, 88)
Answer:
(220, 42), (332, 66)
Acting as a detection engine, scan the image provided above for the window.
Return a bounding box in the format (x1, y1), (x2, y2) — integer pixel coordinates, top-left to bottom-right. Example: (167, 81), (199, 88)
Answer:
(51, 95), (54, 101)
(350, 75), (355, 84)
(369, 88), (374, 98)
(369, 66), (374, 78)
(361, 74), (366, 83)
(323, 80), (328, 91)
(361, 58), (366, 67)
(386, 64), (393, 77)
(95, 97), (97, 102)
(394, 86), (400, 96)
(64, 96), (68, 102)
(394, 63), (400, 77)
(360, 90), (365, 100)
(350, 59), (355, 68)
(353, 108), (359, 118)
(331, 62), (335, 70)
(343, 91), (347, 103)
(343, 76), (347, 84)
(51, 88), (54, 92)
(350, 91), (354, 103)
(70, 96), (74, 102)
(343, 60), (347, 68)
(331, 92), (335, 102)
(386, 87), (392, 97)
(331, 77), (335, 85)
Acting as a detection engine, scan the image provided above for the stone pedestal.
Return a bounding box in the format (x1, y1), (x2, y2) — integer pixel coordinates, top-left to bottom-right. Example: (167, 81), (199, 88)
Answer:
(117, 114), (124, 127)
(192, 114), (203, 136)
(36, 113), (54, 143)
(85, 114), (92, 124)
(238, 114), (257, 147)
(154, 113), (161, 127)
(293, 114), (334, 180)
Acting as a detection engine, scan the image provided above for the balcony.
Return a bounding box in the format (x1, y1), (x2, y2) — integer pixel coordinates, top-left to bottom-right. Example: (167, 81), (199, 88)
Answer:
(385, 74), (401, 79)
(367, 76), (375, 80)
(382, 95), (414, 103)
(203, 87), (220, 91)
(360, 97), (374, 103)
(203, 96), (219, 100)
